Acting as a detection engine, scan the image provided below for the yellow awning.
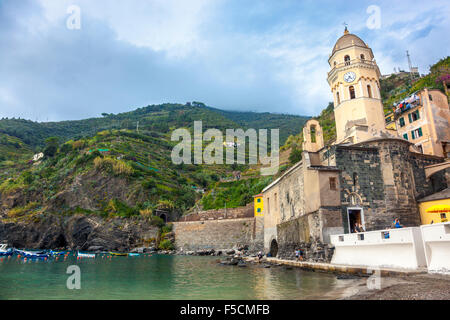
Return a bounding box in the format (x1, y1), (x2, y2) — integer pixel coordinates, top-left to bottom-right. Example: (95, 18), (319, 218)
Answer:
(426, 205), (450, 213)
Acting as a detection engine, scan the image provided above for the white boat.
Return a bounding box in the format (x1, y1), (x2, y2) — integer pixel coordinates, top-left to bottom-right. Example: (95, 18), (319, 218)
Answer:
(0, 244), (13, 256)
(15, 248), (48, 258)
(77, 251), (96, 258)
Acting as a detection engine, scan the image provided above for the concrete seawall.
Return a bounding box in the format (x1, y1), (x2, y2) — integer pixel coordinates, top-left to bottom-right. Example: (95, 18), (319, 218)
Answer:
(173, 217), (264, 252)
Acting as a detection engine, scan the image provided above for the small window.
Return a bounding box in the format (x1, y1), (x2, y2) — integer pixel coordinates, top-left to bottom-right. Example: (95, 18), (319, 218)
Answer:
(441, 213), (447, 219)
(411, 127), (423, 139)
(353, 172), (358, 186)
(257, 208), (261, 213)
(349, 86), (356, 99)
(310, 125), (317, 143)
(329, 177), (337, 190)
(360, 54), (365, 60)
(334, 61), (337, 66)
(257, 198), (261, 203)
(429, 94), (433, 101)
(403, 133), (408, 141)
(336, 91), (340, 105)
(367, 85), (372, 98)
(344, 55), (351, 66)
(399, 117), (405, 127)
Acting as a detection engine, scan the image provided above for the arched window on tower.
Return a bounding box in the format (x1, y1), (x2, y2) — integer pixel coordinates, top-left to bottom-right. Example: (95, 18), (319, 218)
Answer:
(360, 54), (365, 60)
(336, 91), (340, 105)
(349, 86), (356, 99)
(344, 55), (351, 66)
(310, 125), (317, 143)
(367, 85), (372, 98)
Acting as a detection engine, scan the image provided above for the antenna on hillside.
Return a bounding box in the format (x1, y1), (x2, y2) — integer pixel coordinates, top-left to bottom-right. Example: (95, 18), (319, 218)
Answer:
(406, 50), (413, 72)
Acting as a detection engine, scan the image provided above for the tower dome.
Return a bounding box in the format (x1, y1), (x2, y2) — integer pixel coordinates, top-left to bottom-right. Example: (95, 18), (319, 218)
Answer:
(332, 31), (369, 56)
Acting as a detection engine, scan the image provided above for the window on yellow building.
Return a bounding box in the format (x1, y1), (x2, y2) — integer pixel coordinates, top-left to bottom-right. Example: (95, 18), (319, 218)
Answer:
(349, 86), (356, 99)
(367, 85), (372, 98)
(411, 127), (423, 139)
(257, 208), (261, 213)
(257, 198), (261, 203)
(336, 91), (340, 105)
(344, 55), (351, 66)
(329, 177), (337, 190)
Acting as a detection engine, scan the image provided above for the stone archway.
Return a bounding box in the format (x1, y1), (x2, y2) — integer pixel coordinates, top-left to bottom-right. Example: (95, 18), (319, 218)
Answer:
(159, 213), (167, 223)
(269, 239), (278, 257)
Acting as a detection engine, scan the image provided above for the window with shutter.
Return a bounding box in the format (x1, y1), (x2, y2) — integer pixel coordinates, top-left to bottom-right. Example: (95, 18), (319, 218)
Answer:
(411, 130), (415, 139)
(408, 113), (413, 123)
(403, 133), (408, 140)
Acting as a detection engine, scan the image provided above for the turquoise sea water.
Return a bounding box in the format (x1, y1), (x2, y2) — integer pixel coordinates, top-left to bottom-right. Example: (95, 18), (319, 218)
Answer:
(0, 253), (351, 300)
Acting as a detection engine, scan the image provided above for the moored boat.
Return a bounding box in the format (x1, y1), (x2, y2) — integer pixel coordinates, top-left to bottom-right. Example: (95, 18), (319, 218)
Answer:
(77, 251), (96, 258)
(49, 250), (66, 256)
(0, 244), (13, 256)
(128, 253), (140, 257)
(109, 252), (128, 256)
(15, 249), (49, 258)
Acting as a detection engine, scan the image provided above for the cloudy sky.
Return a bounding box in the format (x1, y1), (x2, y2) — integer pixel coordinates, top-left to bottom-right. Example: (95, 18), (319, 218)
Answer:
(0, 0), (449, 121)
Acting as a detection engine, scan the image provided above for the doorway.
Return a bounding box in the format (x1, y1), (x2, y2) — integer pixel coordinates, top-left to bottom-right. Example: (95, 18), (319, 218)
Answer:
(347, 208), (364, 233)
(269, 239), (278, 257)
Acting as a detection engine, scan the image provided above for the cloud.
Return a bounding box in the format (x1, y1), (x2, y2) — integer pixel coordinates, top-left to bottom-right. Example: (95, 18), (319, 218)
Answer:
(0, 0), (448, 121)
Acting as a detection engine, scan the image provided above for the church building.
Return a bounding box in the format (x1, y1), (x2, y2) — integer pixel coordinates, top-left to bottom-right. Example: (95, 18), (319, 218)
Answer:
(262, 29), (449, 260)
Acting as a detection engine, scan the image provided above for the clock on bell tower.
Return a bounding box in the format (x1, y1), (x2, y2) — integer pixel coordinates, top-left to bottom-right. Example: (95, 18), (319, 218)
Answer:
(327, 27), (393, 144)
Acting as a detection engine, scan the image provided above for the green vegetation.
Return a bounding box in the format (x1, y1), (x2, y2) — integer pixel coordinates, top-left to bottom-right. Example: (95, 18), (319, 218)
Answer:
(381, 56), (449, 112)
(200, 176), (273, 210)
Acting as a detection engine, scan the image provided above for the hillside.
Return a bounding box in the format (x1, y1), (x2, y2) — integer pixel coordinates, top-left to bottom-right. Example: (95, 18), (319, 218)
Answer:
(0, 102), (309, 148)
(381, 56), (449, 112)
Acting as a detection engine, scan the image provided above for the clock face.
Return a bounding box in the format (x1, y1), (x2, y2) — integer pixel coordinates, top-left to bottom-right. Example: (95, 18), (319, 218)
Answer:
(344, 72), (356, 83)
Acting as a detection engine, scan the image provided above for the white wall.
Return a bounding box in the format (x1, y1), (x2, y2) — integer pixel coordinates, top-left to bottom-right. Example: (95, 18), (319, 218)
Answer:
(421, 222), (450, 274)
(330, 227), (427, 270)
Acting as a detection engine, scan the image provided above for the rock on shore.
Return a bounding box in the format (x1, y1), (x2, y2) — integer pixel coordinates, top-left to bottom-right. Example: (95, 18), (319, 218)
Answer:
(0, 214), (159, 252)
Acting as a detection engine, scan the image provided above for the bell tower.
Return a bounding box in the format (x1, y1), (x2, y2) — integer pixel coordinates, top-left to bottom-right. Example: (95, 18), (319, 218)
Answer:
(327, 28), (391, 144)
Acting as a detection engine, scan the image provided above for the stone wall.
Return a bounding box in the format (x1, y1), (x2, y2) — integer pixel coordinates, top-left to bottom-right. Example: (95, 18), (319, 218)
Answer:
(178, 203), (254, 222)
(173, 217), (263, 252)
(275, 211), (337, 262)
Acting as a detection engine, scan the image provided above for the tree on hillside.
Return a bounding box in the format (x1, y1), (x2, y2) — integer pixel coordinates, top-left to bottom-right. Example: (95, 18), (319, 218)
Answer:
(44, 136), (59, 157)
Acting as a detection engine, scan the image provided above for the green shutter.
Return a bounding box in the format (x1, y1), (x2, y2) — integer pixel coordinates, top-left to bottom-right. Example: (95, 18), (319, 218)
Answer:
(408, 113), (413, 123)
(399, 118), (405, 127)
(411, 131), (415, 139)
(416, 110), (420, 120)
(418, 127), (423, 137)
(403, 133), (408, 140)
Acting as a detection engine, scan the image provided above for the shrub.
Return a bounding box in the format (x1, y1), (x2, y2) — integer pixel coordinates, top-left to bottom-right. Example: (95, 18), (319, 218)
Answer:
(158, 239), (174, 250)
(161, 223), (173, 234)
(93, 156), (134, 176)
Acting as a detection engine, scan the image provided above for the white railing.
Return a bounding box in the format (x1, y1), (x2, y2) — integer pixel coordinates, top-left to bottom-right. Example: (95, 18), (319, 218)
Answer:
(330, 227), (427, 270)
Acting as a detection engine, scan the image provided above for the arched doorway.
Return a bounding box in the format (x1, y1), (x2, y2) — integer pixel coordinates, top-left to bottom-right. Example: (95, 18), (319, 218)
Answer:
(269, 239), (278, 257)
(159, 213), (167, 223)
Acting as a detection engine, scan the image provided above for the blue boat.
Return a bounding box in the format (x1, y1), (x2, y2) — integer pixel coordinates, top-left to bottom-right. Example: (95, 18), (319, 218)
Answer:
(0, 244), (13, 256)
(128, 253), (140, 257)
(49, 250), (66, 256)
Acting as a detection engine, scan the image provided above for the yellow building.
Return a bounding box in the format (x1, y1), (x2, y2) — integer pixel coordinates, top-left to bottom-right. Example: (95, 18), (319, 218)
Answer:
(327, 27), (395, 144)
(394, 89), (450, 158)
(253, 194), (264, 217)
(385, 111), (397, 130)
(418, 188), (450, 225)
